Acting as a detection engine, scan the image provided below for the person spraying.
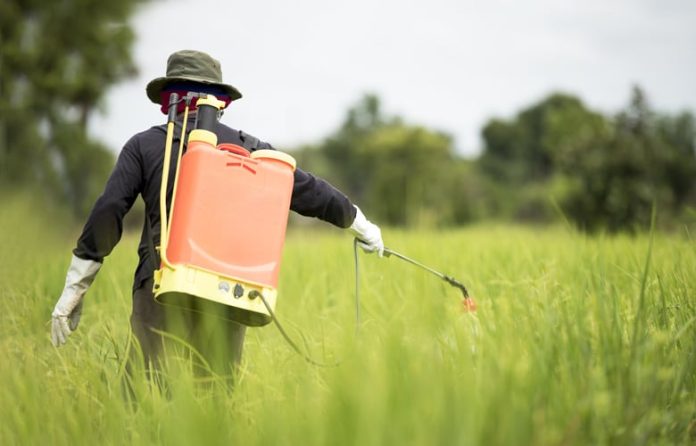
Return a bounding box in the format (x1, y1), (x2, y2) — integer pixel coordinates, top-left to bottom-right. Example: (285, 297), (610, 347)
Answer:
(50, 50), (384, 376)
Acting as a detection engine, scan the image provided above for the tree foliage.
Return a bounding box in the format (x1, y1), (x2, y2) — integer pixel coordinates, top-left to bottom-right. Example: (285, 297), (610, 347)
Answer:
(0, 0), (145, 216)
(479, 87), (696, 231)
(294, 89), (695, 231)
(303, 95), (476, 227)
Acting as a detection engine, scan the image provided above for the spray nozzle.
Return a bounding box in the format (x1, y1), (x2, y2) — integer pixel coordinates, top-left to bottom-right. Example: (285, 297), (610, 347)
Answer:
(444, 275), (470, 298)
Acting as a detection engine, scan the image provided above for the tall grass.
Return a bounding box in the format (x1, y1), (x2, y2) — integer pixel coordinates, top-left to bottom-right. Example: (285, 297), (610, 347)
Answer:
(0, 194), (694, 445)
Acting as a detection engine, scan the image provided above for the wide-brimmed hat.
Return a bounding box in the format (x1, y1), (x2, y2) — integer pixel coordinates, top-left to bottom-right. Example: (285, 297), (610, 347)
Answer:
(145, 50), (242, 104)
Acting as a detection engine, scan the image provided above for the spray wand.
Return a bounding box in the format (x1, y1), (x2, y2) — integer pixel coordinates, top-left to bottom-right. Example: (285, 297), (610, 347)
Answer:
(354, 239), (477, 318)
(383, 247), (477, 312)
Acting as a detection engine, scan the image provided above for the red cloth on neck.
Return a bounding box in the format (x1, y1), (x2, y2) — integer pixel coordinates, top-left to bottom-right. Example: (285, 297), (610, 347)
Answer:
(159, 91), (232, 115)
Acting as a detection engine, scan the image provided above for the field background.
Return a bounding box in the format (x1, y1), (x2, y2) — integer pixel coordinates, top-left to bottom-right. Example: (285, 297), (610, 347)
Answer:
(1, 194), (694, 445)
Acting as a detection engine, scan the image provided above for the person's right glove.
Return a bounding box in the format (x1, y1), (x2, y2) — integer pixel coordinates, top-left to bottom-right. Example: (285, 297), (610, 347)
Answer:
(349, 205), (384, 257)
(51, 254), (102, 347)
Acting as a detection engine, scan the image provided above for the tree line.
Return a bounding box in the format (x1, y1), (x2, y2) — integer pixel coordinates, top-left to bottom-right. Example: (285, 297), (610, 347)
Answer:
(294, 88), (696, 232)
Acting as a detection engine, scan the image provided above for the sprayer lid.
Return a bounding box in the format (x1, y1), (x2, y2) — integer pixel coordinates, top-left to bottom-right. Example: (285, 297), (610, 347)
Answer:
(251, 150), (296, 171)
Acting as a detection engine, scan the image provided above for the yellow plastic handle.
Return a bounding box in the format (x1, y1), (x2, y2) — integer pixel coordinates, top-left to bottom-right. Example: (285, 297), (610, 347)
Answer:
(197, 94), (226, 110)
(159, 105), (190, 269)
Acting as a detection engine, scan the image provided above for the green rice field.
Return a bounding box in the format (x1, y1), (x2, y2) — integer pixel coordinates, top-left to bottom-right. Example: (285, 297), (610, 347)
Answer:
(1, 194), (694, 445)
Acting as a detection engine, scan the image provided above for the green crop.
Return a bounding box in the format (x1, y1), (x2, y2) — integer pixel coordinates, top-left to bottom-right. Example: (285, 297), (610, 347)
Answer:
(1, 195), (694, 445)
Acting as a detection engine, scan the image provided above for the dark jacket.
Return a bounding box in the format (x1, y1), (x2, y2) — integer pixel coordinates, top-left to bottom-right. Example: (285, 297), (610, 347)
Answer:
(74, 117), (356, 290)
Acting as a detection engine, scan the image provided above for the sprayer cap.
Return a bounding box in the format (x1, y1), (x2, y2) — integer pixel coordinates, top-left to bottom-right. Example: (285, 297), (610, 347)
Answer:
(251, 149), (297, 171)
(188, 129), (218, 147)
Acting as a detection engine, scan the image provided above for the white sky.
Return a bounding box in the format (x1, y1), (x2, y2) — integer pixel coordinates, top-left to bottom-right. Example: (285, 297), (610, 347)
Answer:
(90, 0), (696, 157)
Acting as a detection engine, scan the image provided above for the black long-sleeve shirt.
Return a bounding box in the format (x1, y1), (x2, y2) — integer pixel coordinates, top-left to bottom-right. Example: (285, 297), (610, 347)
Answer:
(74, 117), (356, 290)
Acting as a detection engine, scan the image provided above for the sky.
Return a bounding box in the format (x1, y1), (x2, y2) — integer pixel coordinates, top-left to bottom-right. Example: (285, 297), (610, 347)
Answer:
(90, 0), (696, 157)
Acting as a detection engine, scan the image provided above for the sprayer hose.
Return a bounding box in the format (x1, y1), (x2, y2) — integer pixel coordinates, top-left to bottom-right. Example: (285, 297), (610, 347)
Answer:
(256, 291), (340, 368)
(258, 239), (366, 367)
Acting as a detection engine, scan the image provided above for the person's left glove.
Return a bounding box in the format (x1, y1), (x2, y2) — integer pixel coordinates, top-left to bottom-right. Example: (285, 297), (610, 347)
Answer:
(349, 205), (384, 256)
(51, 254), (102, 346)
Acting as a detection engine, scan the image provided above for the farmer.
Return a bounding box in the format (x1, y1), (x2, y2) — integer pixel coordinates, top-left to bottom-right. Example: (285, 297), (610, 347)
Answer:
(50, 49), (384, 376)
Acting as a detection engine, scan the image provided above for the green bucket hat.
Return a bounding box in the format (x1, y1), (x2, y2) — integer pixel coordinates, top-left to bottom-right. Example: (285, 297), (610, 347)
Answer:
(145, 49), (242, 104)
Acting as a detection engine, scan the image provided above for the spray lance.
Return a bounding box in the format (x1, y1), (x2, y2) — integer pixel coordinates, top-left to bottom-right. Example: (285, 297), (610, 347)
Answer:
(383, 247), (477, 312)
(353, 239), (477, 317)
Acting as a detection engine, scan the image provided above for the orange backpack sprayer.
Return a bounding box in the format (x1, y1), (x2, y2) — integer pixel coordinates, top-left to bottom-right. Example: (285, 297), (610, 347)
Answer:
(153, 92), (296, 326)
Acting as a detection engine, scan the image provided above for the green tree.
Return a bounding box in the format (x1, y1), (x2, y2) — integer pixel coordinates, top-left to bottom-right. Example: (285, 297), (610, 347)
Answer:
(479, 93), (610, 222)
(321, 94), (389, 203)
(477, 87), (696, 230)
(307, 94), (469, 227)
(356, 124), (456, 226)
(0, 0), (146, 216)
(562, 87), (696, 231)
(480, 93), (608, 185)
(655, 111), (696, 208)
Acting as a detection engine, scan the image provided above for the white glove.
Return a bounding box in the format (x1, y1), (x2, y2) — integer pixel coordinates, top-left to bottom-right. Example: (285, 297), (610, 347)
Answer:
(51, 255), (102, 346)
(349, 205), (384, 257)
